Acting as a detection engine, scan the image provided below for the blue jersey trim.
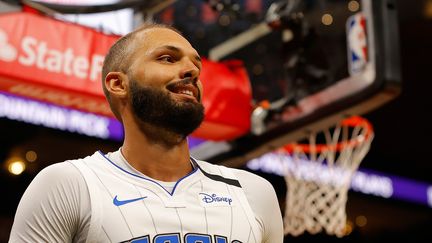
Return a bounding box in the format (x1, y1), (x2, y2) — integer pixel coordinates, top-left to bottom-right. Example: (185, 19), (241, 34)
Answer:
(97, 150), (198, 196)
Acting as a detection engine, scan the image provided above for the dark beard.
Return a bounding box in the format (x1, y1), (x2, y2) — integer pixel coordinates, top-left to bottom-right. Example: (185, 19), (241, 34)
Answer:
(129, 80), (204, 138)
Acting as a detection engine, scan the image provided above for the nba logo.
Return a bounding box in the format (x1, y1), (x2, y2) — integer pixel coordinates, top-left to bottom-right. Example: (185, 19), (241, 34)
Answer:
(347, 13), (368, 75)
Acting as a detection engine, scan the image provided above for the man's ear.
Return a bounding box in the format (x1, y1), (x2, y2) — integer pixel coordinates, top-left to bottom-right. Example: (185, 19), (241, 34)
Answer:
(105, 72), (128, 98)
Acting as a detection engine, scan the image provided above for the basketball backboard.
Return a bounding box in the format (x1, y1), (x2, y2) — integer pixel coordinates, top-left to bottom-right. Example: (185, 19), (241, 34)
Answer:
(177, 0), (401, 166)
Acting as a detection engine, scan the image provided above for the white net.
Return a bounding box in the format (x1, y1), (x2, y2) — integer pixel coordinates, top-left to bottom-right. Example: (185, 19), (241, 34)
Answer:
(281, 116), (374, 237)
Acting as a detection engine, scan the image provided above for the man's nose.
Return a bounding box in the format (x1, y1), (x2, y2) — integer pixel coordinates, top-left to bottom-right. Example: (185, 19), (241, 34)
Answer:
(180, 59), (200, 80)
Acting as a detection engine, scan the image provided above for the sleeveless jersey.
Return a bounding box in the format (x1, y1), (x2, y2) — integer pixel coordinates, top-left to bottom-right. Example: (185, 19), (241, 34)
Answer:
(70, 151), (262, 243)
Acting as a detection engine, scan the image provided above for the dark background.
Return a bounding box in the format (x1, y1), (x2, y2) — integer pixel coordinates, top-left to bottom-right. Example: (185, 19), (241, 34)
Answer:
(1, 0), (432, 242)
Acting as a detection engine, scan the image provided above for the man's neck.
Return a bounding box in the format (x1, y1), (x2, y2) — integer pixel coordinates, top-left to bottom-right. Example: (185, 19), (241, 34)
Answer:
(121, 122), (193, 182)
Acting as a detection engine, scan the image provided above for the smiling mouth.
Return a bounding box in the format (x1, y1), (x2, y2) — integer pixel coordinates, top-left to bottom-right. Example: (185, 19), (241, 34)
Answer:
(176, 89), (194, 96)
(166, 79), (199, 101)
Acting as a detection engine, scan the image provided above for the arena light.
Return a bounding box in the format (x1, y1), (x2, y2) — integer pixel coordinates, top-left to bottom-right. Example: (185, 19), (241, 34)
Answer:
(25, 150), (38, 162)
(348, 0), (360, 12)
(355, 215), (367, 227)
(8, 160), (26, 175)
(321, 13), (333, 25)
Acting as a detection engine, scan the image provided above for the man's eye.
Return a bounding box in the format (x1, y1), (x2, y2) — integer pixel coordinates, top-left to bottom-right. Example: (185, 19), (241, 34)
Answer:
(158, 55), (174, 63)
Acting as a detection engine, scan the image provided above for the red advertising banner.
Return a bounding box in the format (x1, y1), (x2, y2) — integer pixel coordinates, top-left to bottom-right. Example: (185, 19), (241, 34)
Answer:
(0, 12), (251, 140)
(0, 12), (116, 96)
(195, 59), (252, 140)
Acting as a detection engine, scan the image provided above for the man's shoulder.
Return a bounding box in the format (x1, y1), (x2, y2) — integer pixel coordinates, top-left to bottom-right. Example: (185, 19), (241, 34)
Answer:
(230, 167), (275, 190)
(194, 159), (273, 188)
(36, 151), (101, 181)
(66, 151), (104, 164)
(38, 160), (80, 178)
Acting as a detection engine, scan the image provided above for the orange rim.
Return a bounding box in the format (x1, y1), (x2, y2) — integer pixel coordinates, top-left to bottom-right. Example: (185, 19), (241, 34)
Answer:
(282, 116), (374, 154)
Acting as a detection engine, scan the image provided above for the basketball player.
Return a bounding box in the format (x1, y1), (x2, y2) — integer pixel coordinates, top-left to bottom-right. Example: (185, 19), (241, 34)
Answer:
(9, 23), (283, 243)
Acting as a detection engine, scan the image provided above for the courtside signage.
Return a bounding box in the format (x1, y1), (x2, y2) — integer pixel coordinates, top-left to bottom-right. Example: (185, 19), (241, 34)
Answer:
(247, 153), (432, 208)
(0, 91), (123, 140)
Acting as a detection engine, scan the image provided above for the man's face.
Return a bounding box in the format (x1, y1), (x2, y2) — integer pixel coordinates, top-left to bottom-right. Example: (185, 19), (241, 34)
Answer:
(127, 28), (205, 137)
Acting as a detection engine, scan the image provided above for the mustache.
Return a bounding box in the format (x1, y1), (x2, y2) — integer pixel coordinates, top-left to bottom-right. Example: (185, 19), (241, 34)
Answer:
(166, 78), (201, 101)
(166, 77), (196, 88)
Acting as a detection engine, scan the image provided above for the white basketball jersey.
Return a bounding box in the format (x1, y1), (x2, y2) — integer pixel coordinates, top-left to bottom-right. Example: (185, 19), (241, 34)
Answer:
(71, 151), (262, 243)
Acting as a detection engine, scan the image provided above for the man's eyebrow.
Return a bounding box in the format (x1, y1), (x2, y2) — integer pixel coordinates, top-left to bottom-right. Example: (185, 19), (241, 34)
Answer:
(157, 45), (201, 63)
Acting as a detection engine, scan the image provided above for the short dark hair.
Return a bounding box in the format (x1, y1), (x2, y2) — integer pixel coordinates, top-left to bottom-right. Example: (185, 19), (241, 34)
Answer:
(101, 22), (181, 120)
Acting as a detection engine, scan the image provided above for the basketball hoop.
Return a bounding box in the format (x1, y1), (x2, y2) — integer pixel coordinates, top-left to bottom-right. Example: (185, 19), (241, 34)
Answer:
(280, 116), (374, 237)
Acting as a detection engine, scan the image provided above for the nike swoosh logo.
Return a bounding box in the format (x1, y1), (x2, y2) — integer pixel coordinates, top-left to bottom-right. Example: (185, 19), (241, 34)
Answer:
(113, 195), (147, 206)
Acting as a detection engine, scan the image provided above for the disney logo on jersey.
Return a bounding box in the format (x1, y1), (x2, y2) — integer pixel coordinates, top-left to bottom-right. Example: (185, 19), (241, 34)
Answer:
(199, 193), (233, 206)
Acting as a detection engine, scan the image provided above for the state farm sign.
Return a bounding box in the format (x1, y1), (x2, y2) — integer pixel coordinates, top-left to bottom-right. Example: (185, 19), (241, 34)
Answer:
(0, 12), (118, 97)
(0, 12), (252, 141)
(17, 36), (104, 81)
